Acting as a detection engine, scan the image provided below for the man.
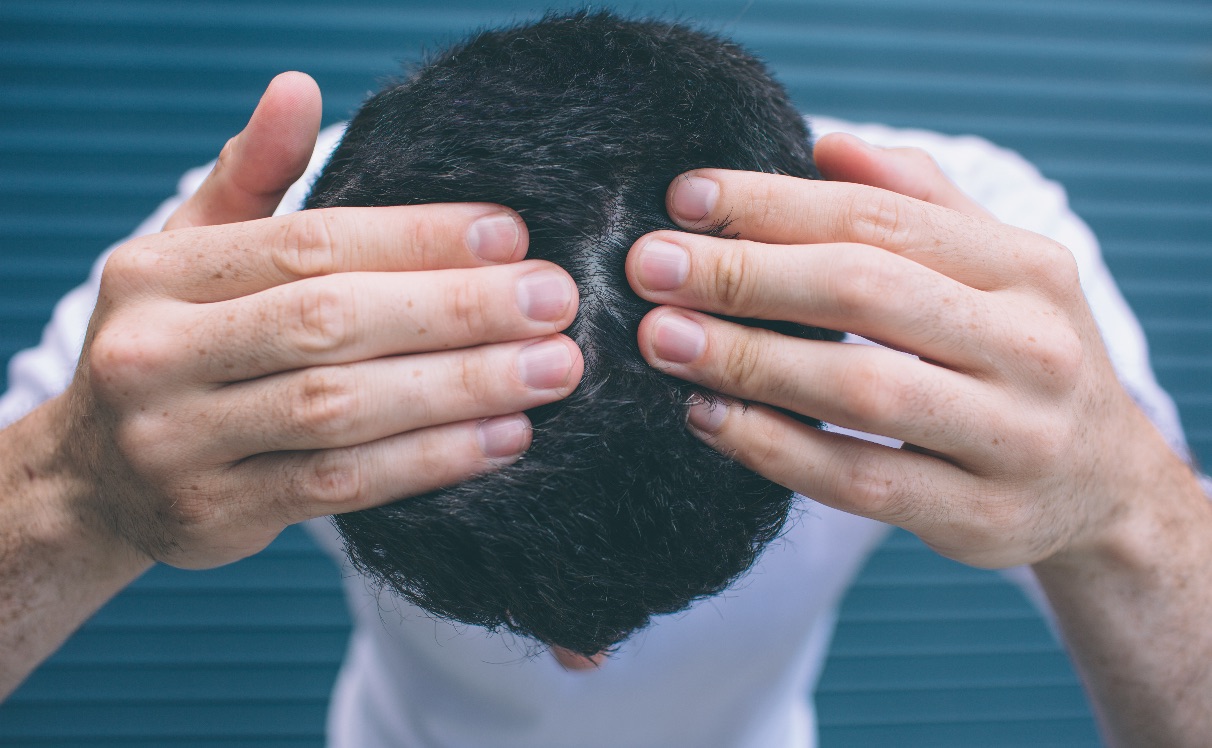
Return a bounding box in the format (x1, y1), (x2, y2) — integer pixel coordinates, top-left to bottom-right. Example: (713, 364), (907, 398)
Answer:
(1, 14), (1209, 747)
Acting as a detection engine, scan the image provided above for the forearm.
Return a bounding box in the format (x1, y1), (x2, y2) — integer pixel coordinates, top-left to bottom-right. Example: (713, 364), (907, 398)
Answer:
(0, 394), (150, 700)
(1033, 420), (1212, 748)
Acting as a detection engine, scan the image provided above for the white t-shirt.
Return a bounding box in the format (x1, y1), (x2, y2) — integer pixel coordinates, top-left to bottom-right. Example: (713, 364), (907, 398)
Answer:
(0, 118), (1195, 748)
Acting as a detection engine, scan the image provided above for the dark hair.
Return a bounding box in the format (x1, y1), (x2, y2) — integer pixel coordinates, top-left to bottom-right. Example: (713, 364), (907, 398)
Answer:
(305, 10), (840, 657)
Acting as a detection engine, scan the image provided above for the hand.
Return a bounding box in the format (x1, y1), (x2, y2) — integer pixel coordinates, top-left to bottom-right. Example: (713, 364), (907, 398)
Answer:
(60, 72), (583, 569)
(625, 133), (1179, 569)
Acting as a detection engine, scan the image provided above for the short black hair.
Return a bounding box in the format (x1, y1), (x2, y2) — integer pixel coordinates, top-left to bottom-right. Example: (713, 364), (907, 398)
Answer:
(306, 10), (840, 657)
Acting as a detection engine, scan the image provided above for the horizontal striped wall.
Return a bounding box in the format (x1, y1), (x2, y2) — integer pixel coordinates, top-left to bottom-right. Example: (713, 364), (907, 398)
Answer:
(1, 1), (1207, 746)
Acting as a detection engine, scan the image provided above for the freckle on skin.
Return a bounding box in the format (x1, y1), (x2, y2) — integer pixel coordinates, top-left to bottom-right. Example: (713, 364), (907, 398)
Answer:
(407, 300), (414, 308)
(417, 328), (427, 335)
(412, 370), (422, 378)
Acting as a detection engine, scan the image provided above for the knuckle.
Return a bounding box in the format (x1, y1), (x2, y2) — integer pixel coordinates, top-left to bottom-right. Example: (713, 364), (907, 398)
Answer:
(276, 210), (341, 278)
(300, 449), (365, 508)
(408, 430), (466, 489)
(112, 413), (168, 469)
(832, 251), (897, 316)
(289, 282), (355, 354)
(837, 356), (900, 425)
(1012, 233), (1080, 294)
(287, 368), (358, 438)
(710, 242), (758, 312)
(101, 239), (161, 294)
(848, 189), (915, 248)
(447, 280), (494, 341)
(839, 453), (903, 517)
(898, 146), (942, 174)
(1030, 326), (1085, 390)
(399, 209), (442, 266)
(87, 322), (162, 392)
(1037, 240), (1082, 296)
(454, 351), (494, 404)
(214, 136), (239, 175)
(720, 331), (767, 393)
(748, 185), (788, 232)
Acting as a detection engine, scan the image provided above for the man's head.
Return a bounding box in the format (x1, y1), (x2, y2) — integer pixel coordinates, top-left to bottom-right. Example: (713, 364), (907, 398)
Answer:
(305, 10), (839, 656)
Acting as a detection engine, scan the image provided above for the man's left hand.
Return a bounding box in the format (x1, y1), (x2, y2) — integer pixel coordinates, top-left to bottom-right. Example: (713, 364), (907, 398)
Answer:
(626, 133), (1184, 570)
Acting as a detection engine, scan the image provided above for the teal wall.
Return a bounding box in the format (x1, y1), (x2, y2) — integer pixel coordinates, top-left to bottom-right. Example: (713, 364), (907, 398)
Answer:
(2, 1), (1209, 745)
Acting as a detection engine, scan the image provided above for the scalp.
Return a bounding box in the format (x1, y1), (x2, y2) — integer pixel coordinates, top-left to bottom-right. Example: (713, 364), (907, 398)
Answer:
(306, 10), (840, 656)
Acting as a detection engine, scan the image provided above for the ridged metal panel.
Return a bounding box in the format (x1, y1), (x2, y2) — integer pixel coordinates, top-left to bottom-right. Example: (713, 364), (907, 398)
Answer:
(1, 1), (1207, 746)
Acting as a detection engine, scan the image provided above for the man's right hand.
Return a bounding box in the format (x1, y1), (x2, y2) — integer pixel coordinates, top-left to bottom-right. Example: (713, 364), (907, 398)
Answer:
(1, 72), (582, 696)
(69, 71), (583, 569)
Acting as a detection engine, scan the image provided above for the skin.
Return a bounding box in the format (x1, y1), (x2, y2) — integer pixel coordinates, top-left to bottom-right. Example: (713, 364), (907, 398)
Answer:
(626, 136), (1212, 745)
(1, 72), (1208, 744)
(0, 72), (584, 696)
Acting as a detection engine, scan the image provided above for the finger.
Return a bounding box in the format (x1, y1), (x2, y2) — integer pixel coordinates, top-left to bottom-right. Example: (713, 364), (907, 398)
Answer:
(685, 399), (1023, 569)
(638, 309), (994, 457)
(664, 169), (1039, 290)
(200, 335), (582, 459)
(813, 132), (995, 220)
(628, 231), (997, 369)
(165, 71), (323, 230)
(231, 414), (534, 524)
(113, 203), (528, 304)
(188, 261), (577, 382)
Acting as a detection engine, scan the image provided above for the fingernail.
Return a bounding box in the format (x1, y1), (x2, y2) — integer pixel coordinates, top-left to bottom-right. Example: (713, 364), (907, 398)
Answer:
(517, 269), (575, 322)
(653, 313), (706, 363)
(467, 213), (521, 262)
(476, 415), (530, 458)
(687, 395), (728, 434)
(517, 339), (573, 389)
(636, 239), (689, 291)
(669, 175), (719, 224)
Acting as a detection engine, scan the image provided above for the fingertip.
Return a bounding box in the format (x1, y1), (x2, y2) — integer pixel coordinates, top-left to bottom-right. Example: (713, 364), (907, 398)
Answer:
(248, 71), (323, 168)
(476, 413), (533, 460)
(627, 233), (690, 294)
(266, 71), (321, 105)
(666, 171), (720, 227)
(467, 208), (528, 263)
(686, 393), (730, 436)
(813, 132), (883, 184)
(646, 308), (707, 366)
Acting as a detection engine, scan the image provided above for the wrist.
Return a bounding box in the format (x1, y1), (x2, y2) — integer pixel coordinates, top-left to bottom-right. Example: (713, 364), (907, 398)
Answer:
(2, 392), (151, 597)
(1028, 418), (1212, 747)
(1034, 414), (1208, 580)
(0, 393), (151, 698)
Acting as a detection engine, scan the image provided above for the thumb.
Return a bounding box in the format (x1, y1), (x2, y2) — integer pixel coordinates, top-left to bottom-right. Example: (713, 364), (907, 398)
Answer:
(814, 132), (995, 220)
(165, 71), (322, 230)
